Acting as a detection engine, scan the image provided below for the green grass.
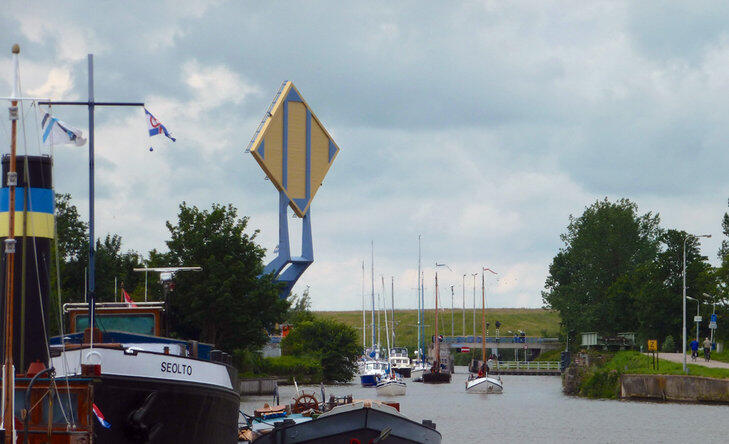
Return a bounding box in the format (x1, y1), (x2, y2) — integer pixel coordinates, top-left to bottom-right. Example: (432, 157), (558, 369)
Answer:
(710, 350), (729, 364)
(314, 308), (561, 353)
(578, 351), (729, 399)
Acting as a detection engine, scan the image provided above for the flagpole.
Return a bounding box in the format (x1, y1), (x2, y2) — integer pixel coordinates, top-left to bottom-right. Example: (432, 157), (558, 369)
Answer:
(38, 54), (144, 346)
(3, 43), (20, 443)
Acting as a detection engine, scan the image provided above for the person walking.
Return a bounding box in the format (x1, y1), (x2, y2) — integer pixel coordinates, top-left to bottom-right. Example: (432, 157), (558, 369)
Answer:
(690, 339), (699, 361)
(703, 337), (712, 362)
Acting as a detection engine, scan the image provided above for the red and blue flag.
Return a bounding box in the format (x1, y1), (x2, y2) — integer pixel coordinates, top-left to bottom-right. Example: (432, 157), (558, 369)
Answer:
(144, 108), (176, 142)
(93, 403), (111, 429)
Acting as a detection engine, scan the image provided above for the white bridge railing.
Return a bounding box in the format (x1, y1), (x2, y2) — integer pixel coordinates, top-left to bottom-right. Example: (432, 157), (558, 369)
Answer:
(496, 361), (560, 370)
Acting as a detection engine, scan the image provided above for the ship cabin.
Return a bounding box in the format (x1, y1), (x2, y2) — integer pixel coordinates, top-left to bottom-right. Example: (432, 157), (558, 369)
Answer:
(49, 302), (232, 365)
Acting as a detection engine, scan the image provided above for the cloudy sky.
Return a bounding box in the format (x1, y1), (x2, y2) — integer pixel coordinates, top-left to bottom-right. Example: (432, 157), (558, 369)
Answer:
(1, 1), (728, 311)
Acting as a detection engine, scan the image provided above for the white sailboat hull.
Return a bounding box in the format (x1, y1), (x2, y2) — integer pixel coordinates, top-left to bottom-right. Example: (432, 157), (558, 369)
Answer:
(375, 379), (407, 396)
(465, 376), (503, 394)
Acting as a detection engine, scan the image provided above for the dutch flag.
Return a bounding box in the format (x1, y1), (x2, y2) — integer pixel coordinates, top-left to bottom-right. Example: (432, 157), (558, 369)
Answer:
(93, 403), (111, 429)
(144, 108), (176, 142)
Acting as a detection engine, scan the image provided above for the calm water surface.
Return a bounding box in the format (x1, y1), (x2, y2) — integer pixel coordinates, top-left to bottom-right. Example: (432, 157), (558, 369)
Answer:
(240, 367), (728, 443)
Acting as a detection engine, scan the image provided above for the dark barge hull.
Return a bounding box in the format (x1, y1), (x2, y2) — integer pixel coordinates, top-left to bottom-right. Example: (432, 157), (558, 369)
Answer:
(253, 406), (441, 444)
(393, 367), (412, 378)
(93, 374), (240, 443)
(421, 371), (451, 384)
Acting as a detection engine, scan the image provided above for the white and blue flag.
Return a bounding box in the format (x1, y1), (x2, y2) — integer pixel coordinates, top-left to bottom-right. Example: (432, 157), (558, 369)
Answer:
(40, 112), (86, 146)
(144, 108), (176, 142)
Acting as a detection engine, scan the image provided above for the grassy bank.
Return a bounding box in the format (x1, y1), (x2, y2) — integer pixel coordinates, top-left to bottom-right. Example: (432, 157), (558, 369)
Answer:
(576, 351), (729, 399)
(315, 308), (561, 353)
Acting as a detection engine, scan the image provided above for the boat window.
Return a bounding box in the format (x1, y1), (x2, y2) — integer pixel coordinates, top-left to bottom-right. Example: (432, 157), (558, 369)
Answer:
(76, 314), (155, 335)
(42, 393), (78, 425)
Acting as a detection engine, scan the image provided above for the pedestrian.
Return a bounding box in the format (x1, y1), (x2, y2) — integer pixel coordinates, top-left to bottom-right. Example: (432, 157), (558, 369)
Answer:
(703, 337), (712, 362)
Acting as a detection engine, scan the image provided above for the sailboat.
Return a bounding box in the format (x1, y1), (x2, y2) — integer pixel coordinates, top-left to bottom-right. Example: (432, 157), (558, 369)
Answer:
(411, 237), (428, 382)
(422, 273), (451, 384)
(376, 283), (406, 396)
(465, 268), (503, 394)
(358, 243), (386, 387)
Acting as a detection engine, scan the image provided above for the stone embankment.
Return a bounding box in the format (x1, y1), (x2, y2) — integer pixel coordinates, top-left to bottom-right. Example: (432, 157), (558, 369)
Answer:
(620, 374), (729, 403)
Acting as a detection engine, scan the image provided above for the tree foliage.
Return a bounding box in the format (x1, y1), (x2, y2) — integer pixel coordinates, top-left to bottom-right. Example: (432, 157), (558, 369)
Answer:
(543, 198), (717, 345)
(281, 318), (359, 383)
(163, 202), (288, 352)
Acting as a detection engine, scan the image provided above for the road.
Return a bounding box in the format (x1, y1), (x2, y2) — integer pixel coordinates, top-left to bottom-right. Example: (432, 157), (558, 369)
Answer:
(653, 352), (729, 369)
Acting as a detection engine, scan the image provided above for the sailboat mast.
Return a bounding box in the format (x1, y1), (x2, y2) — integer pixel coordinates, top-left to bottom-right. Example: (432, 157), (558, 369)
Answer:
(434, 272), (440, 370)
(361, 261), (365, 349)
(417, 235), (421, 365)
(371, 241), (375, 350)
(3, 43), (20, 442)
(87, 55), (96, 328)
(382, 279), (391, 376)
(390, 276), (395, 346)
(481, 270), (486, 364)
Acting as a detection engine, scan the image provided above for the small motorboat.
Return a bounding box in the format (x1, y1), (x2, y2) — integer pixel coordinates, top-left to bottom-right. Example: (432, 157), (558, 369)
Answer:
(358, 358), (386, 387)
(465, 374), (503, 394)
(376, 374), (407, 396)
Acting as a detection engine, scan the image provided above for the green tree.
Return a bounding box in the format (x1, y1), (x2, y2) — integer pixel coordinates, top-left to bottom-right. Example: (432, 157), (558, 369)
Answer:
(621, 230), (714, 344)
(542, 198), (661, 338)
(286, 287), (315, 325)
(281, 318), (359, 383)
(163, 202), (288, 352)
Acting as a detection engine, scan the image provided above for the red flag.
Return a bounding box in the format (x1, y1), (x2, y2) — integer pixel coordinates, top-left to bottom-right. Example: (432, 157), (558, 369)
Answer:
(122, 289), (138, 307)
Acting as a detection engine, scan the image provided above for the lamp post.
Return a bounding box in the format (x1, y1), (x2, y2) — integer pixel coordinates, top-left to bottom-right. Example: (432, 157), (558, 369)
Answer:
(471, 273), (478, 339)
(683, 233), (711, 373)
(462, 274), (466, 336)
(686, 296), (700, 343)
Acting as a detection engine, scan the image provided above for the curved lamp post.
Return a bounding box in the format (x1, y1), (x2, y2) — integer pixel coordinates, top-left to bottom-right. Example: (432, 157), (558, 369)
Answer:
(683, 233), (711, 373)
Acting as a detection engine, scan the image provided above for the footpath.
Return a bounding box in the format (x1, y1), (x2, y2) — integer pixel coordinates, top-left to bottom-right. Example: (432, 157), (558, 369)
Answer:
(652, 352), (729, 369)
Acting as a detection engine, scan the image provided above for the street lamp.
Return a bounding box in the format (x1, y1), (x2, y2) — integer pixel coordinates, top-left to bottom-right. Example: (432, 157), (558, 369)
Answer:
(683, 233), (711, 374)
(471, 273), (478, 338)
(686, 296), (700, 343)
(462, 274), (466, 336)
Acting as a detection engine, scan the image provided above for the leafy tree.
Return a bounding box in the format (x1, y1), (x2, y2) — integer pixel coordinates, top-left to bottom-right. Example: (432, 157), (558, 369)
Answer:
(286, 287), (315, 325)
(543, 198), (661, 338)
(281, 319), (359, 382)
(162, 202), (288, 352)
(624, 230), (714, 343)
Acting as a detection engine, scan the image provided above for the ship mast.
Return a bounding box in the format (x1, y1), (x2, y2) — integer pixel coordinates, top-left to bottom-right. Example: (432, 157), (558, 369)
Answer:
(2, 43), (20, 443)
(434, 272), (440, 371)
(481, 270), (486, 364)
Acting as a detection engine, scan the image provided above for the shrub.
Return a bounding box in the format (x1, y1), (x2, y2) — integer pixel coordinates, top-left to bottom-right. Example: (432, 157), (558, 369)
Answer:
(662, 335), (676, 353)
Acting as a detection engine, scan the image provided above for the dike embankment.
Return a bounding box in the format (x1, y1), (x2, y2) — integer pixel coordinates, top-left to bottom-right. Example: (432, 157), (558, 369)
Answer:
(620, 374), (729, 404)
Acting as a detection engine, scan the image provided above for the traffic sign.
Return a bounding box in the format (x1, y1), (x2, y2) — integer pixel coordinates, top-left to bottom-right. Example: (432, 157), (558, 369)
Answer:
(711, 314), (718, 323)
(694, 315), (702, 322)
(647, 340), (658, 351)
(460, 347), (470, 353)
(249, 81), (340, 217)
(710, 322), (717, 329)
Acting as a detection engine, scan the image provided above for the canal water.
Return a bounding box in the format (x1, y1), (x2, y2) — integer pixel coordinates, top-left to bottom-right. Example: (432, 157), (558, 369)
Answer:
(240, 367), (729, 443)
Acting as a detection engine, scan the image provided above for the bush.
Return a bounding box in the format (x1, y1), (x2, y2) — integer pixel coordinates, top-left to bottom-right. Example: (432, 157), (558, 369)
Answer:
(282, 319), (360, 383)
(662, 335), (676, 353)
(262, 355), (323, 384)
(579, 368), (620, 398)
(233, 349), (264, 377)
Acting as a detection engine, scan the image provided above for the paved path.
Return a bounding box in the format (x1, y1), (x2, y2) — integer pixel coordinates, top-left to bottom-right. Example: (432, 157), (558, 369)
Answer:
(652, 352), (729, 369)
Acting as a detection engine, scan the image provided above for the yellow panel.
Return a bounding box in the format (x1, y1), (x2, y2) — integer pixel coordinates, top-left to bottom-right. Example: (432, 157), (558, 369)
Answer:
(0, 212), (54, 238)
(263, 109), (283, 188)
(310, 119), (329, 198)
(287, 102), (307, 199)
